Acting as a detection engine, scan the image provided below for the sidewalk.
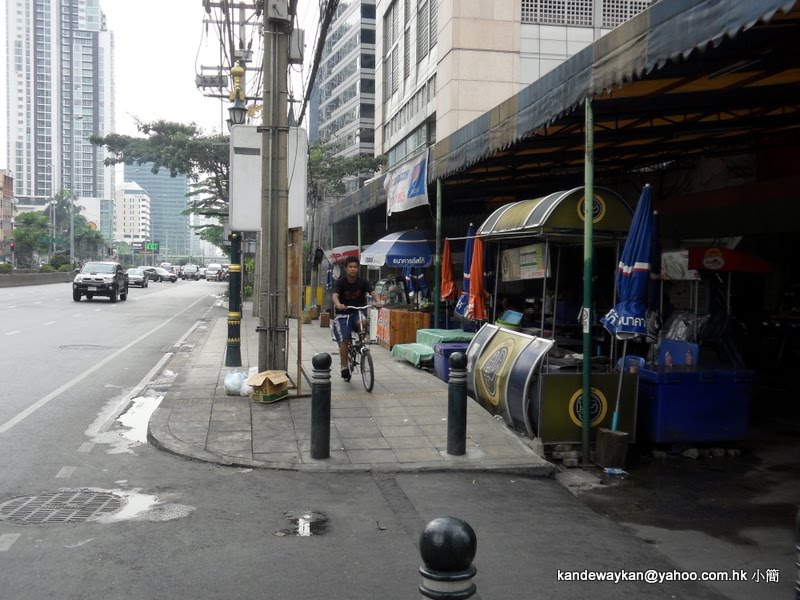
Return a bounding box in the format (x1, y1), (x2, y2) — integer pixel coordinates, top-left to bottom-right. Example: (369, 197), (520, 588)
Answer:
(149, 301), (553, 475)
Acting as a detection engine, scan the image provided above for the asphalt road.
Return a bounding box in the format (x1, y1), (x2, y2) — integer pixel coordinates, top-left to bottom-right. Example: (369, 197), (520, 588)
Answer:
(0, 281), (749, 599)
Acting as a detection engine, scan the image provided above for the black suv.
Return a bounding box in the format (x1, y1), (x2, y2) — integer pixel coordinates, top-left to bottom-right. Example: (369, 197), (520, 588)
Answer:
(73, 261), (129, 302)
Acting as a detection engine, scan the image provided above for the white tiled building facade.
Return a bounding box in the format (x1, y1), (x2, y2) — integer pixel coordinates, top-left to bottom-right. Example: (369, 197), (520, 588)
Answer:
(114, 181), (150, 245)
(4, 0), (115, 214)
(376, 0), (653, 167)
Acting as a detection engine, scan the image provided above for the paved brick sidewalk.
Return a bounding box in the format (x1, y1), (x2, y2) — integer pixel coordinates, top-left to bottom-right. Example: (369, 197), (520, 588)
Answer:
(149, 302), (553, 474)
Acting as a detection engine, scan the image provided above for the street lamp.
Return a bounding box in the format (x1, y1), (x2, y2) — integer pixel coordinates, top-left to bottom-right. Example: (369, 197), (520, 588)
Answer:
(227, 62), (247, 131)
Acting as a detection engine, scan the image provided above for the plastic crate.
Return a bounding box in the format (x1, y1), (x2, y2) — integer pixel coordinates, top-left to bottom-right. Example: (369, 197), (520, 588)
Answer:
(433, 342), (470, 383)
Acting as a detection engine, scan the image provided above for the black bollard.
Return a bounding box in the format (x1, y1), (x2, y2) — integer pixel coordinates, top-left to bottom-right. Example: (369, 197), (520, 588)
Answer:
(225, 231), (242, 367)
(795, 506), (800, 600)
(447, 352), (468, 456)
(419, 516), (477, 599)
(311, 353), (332, 459)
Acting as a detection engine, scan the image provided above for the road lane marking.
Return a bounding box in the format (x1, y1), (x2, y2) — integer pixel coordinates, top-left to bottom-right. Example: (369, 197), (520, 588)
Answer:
(55, 466), (77, 478)
(173, 320), (201, 348)
(0, 534), (21, 552)
(77, 442), (94, 453)
(0, 295), (210, 434)
(5, 331), (21, 336)
(95, 308), (102, 312)
(73, 314), (81, 317)
(44, 321), (56, 325)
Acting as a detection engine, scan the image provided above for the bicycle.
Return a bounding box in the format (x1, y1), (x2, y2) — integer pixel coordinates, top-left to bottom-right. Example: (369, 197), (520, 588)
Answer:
(340, 305), (375, 393)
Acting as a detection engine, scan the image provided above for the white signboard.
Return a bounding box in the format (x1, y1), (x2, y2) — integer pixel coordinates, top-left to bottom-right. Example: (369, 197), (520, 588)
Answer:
(229, 125), (307, 231)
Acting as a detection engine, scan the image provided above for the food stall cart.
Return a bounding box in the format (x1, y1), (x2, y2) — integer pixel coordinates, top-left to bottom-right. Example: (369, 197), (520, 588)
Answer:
(464, 186), (640, 443)
(361, 230), (434, 350)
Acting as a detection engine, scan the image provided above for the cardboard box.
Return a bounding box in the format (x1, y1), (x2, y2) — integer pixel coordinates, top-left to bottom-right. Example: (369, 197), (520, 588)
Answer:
(247, 370), (289, 403)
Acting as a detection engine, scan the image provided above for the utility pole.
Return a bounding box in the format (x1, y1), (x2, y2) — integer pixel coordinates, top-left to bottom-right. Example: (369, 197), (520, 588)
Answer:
(257, 1), (292, 371)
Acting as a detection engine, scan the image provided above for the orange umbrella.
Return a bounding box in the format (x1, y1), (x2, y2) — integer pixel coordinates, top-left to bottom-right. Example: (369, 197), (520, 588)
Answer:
(440, 239), (457, 301)
(467, 236), (487, 321)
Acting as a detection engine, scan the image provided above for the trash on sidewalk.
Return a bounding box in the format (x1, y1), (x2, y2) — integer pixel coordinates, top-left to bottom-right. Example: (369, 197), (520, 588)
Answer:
(603, 467), (628, 477)
(247, 370), (289, 403)
(223, 369), (246, 396)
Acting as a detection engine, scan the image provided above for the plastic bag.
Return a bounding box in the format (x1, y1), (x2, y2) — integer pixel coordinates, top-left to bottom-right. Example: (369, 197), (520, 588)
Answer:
(223, 369), (246, 396)
(240, 366), (258, 396)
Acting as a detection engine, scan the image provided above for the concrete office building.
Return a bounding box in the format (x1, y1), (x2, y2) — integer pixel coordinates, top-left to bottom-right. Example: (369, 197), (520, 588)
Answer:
(315, 0), (377, 184)
(114, 181), (150, 245)
(4, 0), (115, 219)
(124, 163), (190, 258)
(376, 0), (653, 167)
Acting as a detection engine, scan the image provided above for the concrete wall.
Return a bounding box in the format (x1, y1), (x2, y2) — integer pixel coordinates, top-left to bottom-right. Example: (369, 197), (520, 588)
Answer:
(0, 272), (73, 287)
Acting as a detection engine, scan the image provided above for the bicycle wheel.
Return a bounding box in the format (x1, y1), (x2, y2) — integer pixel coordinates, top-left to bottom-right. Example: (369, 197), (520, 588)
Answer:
(360, 348), (374, 392)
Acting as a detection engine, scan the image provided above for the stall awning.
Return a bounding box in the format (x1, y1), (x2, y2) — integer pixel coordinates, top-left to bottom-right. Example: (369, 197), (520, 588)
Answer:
(430, 0), (800, 199)
(476, 187), (632, 241)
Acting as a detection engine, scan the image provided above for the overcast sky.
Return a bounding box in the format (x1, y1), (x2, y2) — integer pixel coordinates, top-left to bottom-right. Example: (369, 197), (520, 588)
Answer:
(0, 0), (318, 170)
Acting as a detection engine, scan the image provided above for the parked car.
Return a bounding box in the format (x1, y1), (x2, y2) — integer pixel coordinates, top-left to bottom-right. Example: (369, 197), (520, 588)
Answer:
(181, 264), (199, 280)
(153, 267), (178, 282)
(197, 267), (207, 279)
(73, 261), (128, 302)
(126, 268), (149, 288)
(138, 266), (159, 281)
(206, 263), (223, 281)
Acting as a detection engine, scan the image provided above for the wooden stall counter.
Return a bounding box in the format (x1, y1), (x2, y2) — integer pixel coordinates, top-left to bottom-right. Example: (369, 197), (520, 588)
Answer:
(376, 306), (431, 350)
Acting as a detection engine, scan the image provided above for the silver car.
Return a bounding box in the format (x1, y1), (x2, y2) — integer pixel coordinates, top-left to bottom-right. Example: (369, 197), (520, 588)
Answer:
(126, 268), (149, 288)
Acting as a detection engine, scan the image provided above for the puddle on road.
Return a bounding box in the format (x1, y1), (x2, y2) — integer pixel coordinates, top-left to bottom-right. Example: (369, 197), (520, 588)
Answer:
(274, 511), (328, 537)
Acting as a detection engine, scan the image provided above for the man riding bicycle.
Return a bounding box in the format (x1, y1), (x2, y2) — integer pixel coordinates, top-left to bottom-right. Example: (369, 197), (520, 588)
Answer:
(332, 256), (382, 382)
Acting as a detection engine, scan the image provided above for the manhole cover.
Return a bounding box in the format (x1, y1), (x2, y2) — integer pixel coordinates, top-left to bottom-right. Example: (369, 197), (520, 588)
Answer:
(0, 491), (122, 524)
(58, 344), (110, 351)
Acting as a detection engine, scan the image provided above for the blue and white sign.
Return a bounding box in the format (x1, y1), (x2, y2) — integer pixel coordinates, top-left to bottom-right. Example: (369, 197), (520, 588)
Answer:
(385, 149), (429, 215)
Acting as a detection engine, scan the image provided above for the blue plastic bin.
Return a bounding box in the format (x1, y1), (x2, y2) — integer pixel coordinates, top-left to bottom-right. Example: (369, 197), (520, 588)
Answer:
(433, 342), (470, 383)
(637, 367), (751, 443)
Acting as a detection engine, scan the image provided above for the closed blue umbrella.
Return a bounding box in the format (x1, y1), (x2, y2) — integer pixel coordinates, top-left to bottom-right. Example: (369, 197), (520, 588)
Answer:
(454, 224), (475, 318)
(601, 184), (655, 430)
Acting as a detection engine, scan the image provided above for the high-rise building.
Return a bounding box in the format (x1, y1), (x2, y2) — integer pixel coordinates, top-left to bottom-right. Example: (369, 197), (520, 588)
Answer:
(114, 181), (150, 245)
(376, 0), (653, 167)
(124, 163), (190, 258)
(314, 0), (377, 175)
(4, 0), (115, 218)
(0, 170), (14, 261)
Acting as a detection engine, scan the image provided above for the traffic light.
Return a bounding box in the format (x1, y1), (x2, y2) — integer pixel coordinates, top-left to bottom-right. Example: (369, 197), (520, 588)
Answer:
(9, 242), (15, 252)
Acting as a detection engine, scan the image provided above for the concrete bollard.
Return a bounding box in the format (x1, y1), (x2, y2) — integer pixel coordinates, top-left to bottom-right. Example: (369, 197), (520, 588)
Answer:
(447, 352), (468, 456)
(310, 353), (332, 459)
(419, 516), (477, 599)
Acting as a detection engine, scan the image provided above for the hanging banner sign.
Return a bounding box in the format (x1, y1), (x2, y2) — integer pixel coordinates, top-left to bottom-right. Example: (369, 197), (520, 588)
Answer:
(385, 149), (429, 215)
(501, 244), (551, 281)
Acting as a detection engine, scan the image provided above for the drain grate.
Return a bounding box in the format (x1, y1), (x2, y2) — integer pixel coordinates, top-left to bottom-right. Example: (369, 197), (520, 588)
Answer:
(58, 344), (111, 351)
(0, 491), (122, 524)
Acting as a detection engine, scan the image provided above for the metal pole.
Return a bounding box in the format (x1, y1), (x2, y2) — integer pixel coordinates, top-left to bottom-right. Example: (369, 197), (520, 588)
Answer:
(582, 97), (595, 465)
(434, 179), (442, 328)
(225, 231), (243, 367)
(310, 353), (332, 459)
(446, 352), (467, 455)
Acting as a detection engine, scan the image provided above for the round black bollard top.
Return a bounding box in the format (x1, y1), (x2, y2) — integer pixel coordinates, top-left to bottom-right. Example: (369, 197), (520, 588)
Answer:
(419, 516), (477, 573)
(312, 352), (332, 370)
(449, 352), (467, 370)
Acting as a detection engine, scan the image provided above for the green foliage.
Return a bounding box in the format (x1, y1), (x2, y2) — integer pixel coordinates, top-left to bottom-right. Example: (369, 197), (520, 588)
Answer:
(57, 264), (74, 272)
(243, 283), (253, 299)
(39, 264), (55, 273)
(91, 120), (230, 253)
(0, 263), (12, 274)
(50, 254), (70, 269)
(308, 140), (386, 199)
(13, 212), (51, 267)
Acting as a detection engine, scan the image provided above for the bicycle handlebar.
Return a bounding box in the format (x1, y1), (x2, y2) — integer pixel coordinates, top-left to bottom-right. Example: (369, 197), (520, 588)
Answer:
(343, 305), (371, 311)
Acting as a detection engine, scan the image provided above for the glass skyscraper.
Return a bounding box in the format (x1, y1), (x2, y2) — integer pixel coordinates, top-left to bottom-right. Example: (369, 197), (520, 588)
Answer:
(124, 163), (190, 258)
